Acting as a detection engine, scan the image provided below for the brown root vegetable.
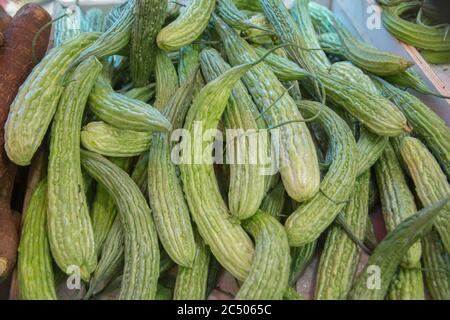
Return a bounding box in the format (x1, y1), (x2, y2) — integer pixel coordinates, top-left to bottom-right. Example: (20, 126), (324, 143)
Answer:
(0, 3), (51, 132)
(0, 5), (11, 34)
(0, 155), (18, 278)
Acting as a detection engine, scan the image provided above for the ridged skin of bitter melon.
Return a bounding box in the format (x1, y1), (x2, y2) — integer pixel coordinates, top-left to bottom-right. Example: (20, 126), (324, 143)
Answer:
(327, 62), (389, 175)
(253, 47), (311, 81)
(88, 71), (171, 133)
(349, 198), (449, 300)
(375, 142), (422, 268)
(81, 121), (152, 157)
(217, 0), (250, 31)
(262, 0), (409, 137)
(260, 181), (286, 220)
(335, 24), (413, 76)
(4, 32), (100, 166)
(47, 57), (102, 282)
(382, 1), (450, 52)
(130, 0), (167, 87)
(71, 0), (135, 67)
(285, 101), (357, 246)
(329, 61), (379, 94)
(318, 33), (345, 56)
(307, 1), (336, 34)
(387, 264), (425, 300)
(84, 215), (124, 299)
(53, 4), (83, 47)
(355, 128), (388, 176)
(234, 0), (262, 11)
(315, 171), (370, 300)
(18, 180), (57, 300)
(215, 16), (321, 203)
(235, 211), (290, 300)
(124, 83), (156, 102)
(421, 228), (450, 300)
(80, 150), (160, 300)
(400, 137), (450, 255)
(383, 68), (450, 99)
(245, 14), (275, 45)
(374, 78), (450, 179)
(131, 152), (149, 194)
(180, 53), (271, 281)
(288, 241), (317, 287)
(200, 48), (267, 220)
(178, 45), (205, 96)
(154, 50), (179, 110)
(90, 158), (132, 257)
(173, 231), (211, 300)
(310, 3), (413, 76)
(148, 74), (196, 267)
(157, 0), (216, 52)
(82, 8), (105, 33)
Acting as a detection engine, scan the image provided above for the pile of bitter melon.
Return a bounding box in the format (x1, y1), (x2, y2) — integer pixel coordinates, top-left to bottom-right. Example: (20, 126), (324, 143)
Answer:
(3, 0), (450, 300)
(378, 0), (450, 64)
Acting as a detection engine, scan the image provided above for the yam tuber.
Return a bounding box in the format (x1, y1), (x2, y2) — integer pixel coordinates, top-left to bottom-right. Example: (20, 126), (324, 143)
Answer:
(0, 3), (51, 131)
(0, 155), (18, 278)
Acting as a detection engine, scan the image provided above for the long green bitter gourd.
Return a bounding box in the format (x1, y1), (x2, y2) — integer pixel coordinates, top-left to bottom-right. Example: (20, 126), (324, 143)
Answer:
(124, 83), (156, 102)
(383, 68), (450, 99)
(84, 215), (124, 299)
(200, 48), (268, 220)
(18, 180), (57, 300)
(315, 171), (370, 300)
(216, 16), (321, 203)
(53, 3), (83, 47)
(387, 264), (425, 300)
(88, 71), (171, 133)
(349, 198), (449, 300)
(375, 141), (422, 268)
(148, 73), (197, 267)
(90, 158), (132, 257)
(81, 150), (160, 300)
(71, 0), (135, 67)
(262, 0), (409, 137)
(253, 47), (312, 81)
(81, 121), (152, 157)
(131, 153), (149, 194)
(130, 0), (167, 87)
(308, 1), (336, 34)
(173, 231), (211, 300)
(421, 228), (450, 300)
(235, 211), (290, 300)
(154, 50), (179, 110)
(309, 2), (413, 76)
(374, 78), (450, 179)
(288, 241), (317, 287)
(327, 61), (389, 174)
(260, 181), (286, 220)
(47, 57), (102, 282)
(4, 32), (100, 166)
(400, 137), (450, 255)
(157, 0), (216, 52)
(382, 1), (450, 52)
(284, 101), (357, 246)
(180, 50), (278, 280)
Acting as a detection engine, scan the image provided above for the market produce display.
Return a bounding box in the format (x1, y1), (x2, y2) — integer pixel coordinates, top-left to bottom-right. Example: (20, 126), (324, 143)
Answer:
(0, 0), (449, 301)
